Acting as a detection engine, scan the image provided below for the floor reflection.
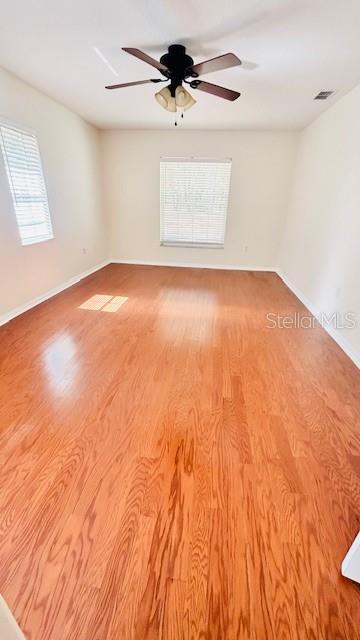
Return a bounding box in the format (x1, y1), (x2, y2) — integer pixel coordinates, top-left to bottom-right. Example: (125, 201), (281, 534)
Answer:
(157, 287), (218, 342)
(43, 332), (78, 397)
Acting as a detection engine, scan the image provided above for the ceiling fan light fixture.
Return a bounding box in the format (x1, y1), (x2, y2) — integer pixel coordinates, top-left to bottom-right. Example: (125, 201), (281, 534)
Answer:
(155, 86), (176, 112)
(155, 86), (172, 109)
(182, 93), (196, 111)
(155, 85), (196, 113)
(165, 96), (177, 112)
(175, 85), (191, 107)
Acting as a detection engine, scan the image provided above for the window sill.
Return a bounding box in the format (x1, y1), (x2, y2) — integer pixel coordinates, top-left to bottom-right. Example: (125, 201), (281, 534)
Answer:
(21, 234), (54, 247)
(160, 242), (224, 249)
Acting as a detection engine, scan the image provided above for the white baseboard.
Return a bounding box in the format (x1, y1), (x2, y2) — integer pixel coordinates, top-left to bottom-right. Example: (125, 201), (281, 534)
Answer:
(0, 260), (110, 327)
(277, 270), (320, 316)
(110, 258), (276, 272)
(2, 260), (358, 370)
(0, 259), (275, 327)
(0, 595), (25, 639)
(342, 531), (360, 584)
(277, 270), (360, 369)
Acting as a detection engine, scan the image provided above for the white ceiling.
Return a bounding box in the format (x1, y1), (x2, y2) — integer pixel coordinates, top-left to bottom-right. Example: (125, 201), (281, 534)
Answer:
(1, 0), (360, 130)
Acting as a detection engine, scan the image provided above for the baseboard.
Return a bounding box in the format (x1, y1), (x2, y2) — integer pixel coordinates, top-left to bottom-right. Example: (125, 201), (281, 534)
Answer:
(277, 270), (360, 370)
(110, 258), (276, 272)
(277, 270), (320, 316)
(0, 260), (110, 327)
(0, 259), (274, 327)
(3, 260), (358, 369)
(0, 595), (25, 639)
(341, 531), (360, 584)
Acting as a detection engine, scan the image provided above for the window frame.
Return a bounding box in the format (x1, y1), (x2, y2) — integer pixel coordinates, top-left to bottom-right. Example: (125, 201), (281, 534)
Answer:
(160, 156), (232, 249)
(0, 116), (54, 247)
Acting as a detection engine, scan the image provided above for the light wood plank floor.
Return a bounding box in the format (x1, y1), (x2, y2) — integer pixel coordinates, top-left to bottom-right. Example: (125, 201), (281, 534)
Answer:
(0, 264), (359, 639)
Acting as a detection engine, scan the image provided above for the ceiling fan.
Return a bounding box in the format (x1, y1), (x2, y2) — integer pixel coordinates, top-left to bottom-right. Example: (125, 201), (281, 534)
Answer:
(105, 45), (241, 121)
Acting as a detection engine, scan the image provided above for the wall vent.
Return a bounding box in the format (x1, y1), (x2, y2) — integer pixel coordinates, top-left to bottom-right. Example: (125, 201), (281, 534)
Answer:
(314, 90), (335, 100)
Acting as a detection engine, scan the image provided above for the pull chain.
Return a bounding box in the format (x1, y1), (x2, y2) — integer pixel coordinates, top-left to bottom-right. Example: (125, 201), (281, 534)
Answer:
(174, 109), (185, 126)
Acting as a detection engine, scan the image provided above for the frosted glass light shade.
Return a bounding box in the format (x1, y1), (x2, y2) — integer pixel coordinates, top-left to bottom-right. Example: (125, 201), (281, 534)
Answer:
(183, 93), (196, 110)
(155, 87), (176, 112)
(175, 86), (196, 110)
(166, 97), (177, 112)
(175, 86), (190, 107)
(155, 87), (171, 108)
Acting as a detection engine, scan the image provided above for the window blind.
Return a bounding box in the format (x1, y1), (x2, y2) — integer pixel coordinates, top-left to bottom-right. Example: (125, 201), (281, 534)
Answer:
(160, 157), (231, 247)
(0, 123), (53, 246)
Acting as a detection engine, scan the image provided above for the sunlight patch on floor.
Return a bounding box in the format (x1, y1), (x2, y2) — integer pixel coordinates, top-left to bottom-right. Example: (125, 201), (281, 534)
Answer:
(79, 294), (128, 312)
(102, 296), (128, 312)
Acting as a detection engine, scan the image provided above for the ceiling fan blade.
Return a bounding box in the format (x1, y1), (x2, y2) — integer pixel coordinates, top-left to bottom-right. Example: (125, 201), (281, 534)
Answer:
(105, 79), (162, 90)
(190, 53), (241, 76)
(193, 80), (240, 101)
(122, 48), (168, 72)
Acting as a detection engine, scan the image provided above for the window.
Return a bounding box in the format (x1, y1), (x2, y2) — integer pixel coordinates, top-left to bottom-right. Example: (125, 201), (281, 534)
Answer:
(0, 122), (53, 245)
(160, 157), (232, 248)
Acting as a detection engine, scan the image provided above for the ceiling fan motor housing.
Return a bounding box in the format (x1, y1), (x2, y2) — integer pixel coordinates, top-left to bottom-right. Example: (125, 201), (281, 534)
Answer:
(160, 44), (196, 96)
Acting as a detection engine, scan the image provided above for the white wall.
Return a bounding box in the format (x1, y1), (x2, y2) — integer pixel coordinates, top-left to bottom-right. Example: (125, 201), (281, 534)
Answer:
(279, 84), (360, 366)
(0, 67), (107, 320)
(100, 129), (298, 269)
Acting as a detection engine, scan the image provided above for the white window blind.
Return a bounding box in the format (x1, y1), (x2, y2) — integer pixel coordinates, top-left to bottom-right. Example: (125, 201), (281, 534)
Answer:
(0, 123), (53, 246)
(160, 157), (231, 247)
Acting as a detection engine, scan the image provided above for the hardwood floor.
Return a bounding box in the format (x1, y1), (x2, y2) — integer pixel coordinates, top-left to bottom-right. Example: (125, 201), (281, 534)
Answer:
(0, 263), (359, 639)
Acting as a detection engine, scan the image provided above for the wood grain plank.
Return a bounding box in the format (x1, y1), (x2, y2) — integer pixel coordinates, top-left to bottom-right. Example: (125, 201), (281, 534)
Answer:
(0, 264), (359, 639)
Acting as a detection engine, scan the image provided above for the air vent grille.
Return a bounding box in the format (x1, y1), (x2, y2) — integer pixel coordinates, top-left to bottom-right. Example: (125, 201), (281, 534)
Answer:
(314, 90), (335, 100)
